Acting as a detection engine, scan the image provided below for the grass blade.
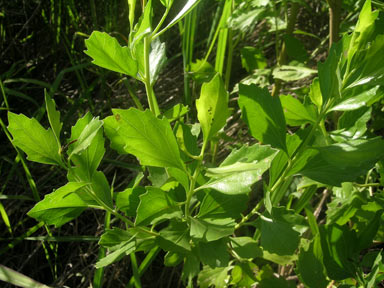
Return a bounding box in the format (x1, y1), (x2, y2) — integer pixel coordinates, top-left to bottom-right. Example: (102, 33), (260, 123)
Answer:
(0, 265), (52, 288)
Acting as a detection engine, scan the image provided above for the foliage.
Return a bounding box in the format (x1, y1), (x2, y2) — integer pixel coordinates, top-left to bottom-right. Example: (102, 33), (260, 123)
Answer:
(2, 0), (384, 287)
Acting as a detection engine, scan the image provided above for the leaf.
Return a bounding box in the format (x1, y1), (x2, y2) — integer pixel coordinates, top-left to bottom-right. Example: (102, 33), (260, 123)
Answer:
(68, 168), (113, 209)
(198, 265), (231, 288)
(28, 182), (90, 227)
(319, 224), (358, 280)
(365, 251), (383, 288)
(95, 239), (136, 268)
(103, 108), (184, 170)
(160, 0), (202, 34)
(84, 31), (138, 78)
(231, 262), (258, 287)
(198, 190), (248, 220)
(241, 46), (267, 72)
(333, 106), (371, 141)
(164, 104), (189, 122)
(68, 116), (103, 158)
(116, 186), (146, 217)
(190, 217), (235, 242)
(230, 237), (263, 259)
(200, 145), (276, 194)
(68, 112), (105, 175)
(296, 238), (328, 288)
(196, 74), (229, 143)
(309, 77), (322, 111)
(273, 65), (316, 82)
(135, 187), (182, 226)
(160, 0), (174, 8)
(300, 138), (384, 186)
(0, 265), (52, 288)
(357, 210), (383, 252)
(192, 190), (248, 241)
(176, 122), (199, 157)
(99, 228), (133, 248)
(238, 84), (287, 152)
(330, 86), (384, 111)
(8, 112), (63, 166)
(259, 207), (305, 257)
(149, 38), (167, 85)
(157, 221), (191, 253)
(280, 94), (316, 126)
(283, 34), (308, 62)
(44, 91), (62, 146)
(197, 239), (229, 268)
(318, 40), (342, 106)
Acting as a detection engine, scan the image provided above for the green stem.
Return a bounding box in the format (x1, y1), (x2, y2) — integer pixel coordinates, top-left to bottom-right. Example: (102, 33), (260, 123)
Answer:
(152, 7), (171, 38)
(130, 253), (142, 288)
(127, 246), (160, 288)
(235, 201), (263, 230)
(185, 141), (207, 218)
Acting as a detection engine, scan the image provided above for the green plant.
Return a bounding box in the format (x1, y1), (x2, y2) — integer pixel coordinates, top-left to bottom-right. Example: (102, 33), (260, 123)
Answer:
(4, 0), (384, 287)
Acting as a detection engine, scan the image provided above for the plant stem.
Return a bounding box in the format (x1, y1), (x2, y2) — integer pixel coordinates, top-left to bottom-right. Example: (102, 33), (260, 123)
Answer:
(326, 0), (342, 48)
(271, 2), (300, 97)
(130, 253), (142, 288)
(185, 141), (206, 218)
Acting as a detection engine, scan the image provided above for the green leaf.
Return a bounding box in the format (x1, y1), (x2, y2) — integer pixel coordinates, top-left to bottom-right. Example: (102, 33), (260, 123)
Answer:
(283, 34), (308, 62)
(365, 251), (382, 288)
(164, 251), (183, 267)
(198, 265), (231, 288)
(241, 46), (267, 72)
(135, 187), (182, 226)
(296, 237), (328, 288)
(95, 239), (136, 268)
(357, 210), (383, 251)
(28, 182), (90, 227)
(44, 91), (62, 146)
(333, 106), (371, 141)
(116, 186), (146, 217)
(198, 190), (248, 220)
(8, 112), (63, 166)
(300, 138), (384, 186)
(259, 207), (304, 257)
(196, 74), (229, 143)
(68, 168), (113, 209)
(99, 228), (133, 248)
(318, 41), (342, 106)
(84, 31), (138, 78)
(231, 262), (258, 287)
(104, 108), (184, 170)
(190, 216), (235, 242)
(280, 94), (316, 126)
(273, 65), (316, 82)
(238, 84), (287, 152)
(197, 239), (229, 268)
(192, 190), (247, 241)
(330, 86), (384, 112)
(309, 77), (322, 111)
(160, 0), (174, 8)
(160, 0), (202, 35)
(164, 104), (189, 122)
(68, 116), (103, 158)
(182, 254), (200, 283)
(0, 265), (52, 288)
(319, 224), (358, 280)
(230, 237), (263, 259)
(176, 122), (199, 157)
(200, 145), (276, 194)
(157, 221), (191, 253)
(68, 112), (105, 175)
